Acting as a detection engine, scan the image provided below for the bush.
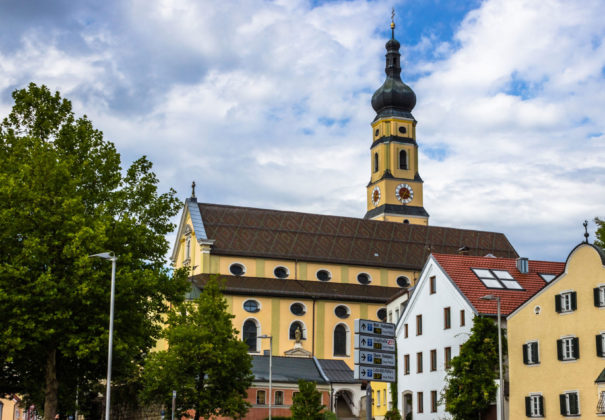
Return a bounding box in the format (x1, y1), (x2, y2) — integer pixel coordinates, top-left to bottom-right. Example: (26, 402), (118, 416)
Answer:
(323, 412), (338, 420)
(385, 408), (402, 420)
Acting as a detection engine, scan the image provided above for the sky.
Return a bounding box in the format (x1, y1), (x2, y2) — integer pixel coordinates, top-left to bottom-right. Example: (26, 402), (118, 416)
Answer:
(1, 0), (604, 262)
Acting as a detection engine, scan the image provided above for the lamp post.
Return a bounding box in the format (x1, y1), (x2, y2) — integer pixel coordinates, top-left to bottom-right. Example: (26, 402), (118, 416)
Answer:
(90, 252), (117, 420)
(258, 335), (273, 420)
(481, 294), (504, 420)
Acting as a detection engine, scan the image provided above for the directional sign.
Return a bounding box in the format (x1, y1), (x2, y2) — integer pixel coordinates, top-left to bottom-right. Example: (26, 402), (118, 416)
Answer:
(354, 335), (396, 352)
(354, 319), (395, 338)
(354, 365), (396, 382)
(354, 350), (396, 367)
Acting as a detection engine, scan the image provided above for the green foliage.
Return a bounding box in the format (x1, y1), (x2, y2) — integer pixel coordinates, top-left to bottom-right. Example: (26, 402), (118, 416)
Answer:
(595, 217), (605, 248)
(290, 380), (325, 420)
(140, 276), (253, 420)
(0, 83), (189, 419)
(442, 317), (506, 420)
(322, 411), (337, 420)
(264, 417), (291, 420)
(385, 408), (402, 420)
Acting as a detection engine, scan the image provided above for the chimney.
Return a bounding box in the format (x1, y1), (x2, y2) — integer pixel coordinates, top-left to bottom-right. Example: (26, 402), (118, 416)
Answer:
(516, 257), (529, 274)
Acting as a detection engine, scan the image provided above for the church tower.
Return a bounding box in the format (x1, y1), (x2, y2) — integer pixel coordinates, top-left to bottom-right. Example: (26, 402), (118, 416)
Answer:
(364, 19), (429, 225)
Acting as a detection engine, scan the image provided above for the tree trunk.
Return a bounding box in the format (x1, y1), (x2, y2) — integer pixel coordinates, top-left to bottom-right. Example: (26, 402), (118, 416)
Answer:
(43, 349), (59, 420)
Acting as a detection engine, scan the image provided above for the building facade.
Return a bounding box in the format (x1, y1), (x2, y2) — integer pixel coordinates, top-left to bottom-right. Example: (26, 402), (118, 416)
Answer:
(396, 253), (563, 419)
(508, 243), (605, 418)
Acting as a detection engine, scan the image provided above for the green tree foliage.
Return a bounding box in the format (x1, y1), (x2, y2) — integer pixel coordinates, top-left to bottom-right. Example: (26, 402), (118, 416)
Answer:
(595, 217), (605, 248)
(140, 276), (253, 420)
(290, 380), (325, 420)
(442, 316), (506, 420)
(0, 83), (189, 419)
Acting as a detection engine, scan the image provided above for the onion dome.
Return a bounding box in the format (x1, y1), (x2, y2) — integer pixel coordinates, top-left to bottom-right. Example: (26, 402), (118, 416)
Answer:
(371, 21), (416, 120)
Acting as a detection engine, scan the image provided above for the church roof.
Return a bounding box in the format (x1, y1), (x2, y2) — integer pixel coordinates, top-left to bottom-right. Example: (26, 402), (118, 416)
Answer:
(193, 201), (518, 270)
(190, 274), (402, 303)
(252, 356), (328, 384)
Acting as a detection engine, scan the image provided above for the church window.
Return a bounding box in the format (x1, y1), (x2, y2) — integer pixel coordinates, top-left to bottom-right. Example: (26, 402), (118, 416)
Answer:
(374, 153), (379, 173)
(377, 308), (387, 321)
(396, 276), (410, 287)
(333, 324), (348, 356)
(290, 302), (306, 316)
(243, 299), (260, 313)
(316, 269), (331, 281)
(229, 263), (246, 276)
(274, 266), (289, 279)
(399, 150), (408, 170)
(399, 126), (407, 134)
(243, 319), (259, 352)
(289, 321), (306, 340)
(334, 305), (350, 319)
(357, 273), (371, 285)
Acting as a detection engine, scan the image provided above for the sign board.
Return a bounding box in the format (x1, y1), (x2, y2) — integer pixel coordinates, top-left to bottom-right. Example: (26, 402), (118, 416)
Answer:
(354, 365), (397, 382)
(354, 335), (396, 352)
(354, 349), (396, 367)
(354, 319), (396, 337)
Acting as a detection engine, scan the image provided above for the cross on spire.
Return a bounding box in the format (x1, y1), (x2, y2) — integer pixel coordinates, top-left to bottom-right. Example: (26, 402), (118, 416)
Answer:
(583, 220), (589, 243)
(391, 8), (396, 39)
(191, 181), (196, 198)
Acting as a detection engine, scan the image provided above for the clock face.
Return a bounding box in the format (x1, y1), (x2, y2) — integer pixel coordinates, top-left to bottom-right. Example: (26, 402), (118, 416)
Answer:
(395, 183), (414, 204)
(371, 186), (381, 206)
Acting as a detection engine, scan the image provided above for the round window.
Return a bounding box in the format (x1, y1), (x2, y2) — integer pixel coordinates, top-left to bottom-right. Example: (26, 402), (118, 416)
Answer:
(243, 300), (260, 313)
(357, 273), (371, 285)
(316, 269), (331, 282)
(274, 266), (289, 279)
(334, 305), (350, 319)
(396, 276), (410, 288)
(290, 303), (306, 316)
(229, 263), (245, 276)
(399, 126), (407, 134)
(377, 308), (387, 321)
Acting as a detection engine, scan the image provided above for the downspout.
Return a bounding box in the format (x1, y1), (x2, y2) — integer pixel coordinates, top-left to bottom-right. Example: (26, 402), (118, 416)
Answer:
(312, 298), (316, 356)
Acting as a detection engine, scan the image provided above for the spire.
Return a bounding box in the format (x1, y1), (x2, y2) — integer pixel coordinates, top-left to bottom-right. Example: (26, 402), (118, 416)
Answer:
(371, 14), (416, 120)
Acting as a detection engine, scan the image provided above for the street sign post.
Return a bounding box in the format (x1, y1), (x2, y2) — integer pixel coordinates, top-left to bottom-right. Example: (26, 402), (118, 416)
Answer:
(354, 319), (396, 337)
(354, 349), (396, 367)
(354, 366), (397, 382)
(353, 318), (396, 384)
(354, 335), (396, 352)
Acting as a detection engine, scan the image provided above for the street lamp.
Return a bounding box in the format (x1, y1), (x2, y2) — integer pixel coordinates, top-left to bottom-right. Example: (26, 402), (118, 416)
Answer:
(481, 294), (504, 420)
(90, 252), (117, 420)
(258, 334), (273, 420)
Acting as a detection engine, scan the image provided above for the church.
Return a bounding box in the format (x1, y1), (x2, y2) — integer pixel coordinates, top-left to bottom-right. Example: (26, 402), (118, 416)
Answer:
(170, 20), (518, 371)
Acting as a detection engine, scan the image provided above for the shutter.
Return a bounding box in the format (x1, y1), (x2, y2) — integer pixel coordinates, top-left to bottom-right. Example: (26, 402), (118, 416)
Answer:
(557, 339), (563, 360)
(569, 392), (578, 415)
(539, 395), (545, 417)
(523, 344), (529, 364)
(525, 396), (531, 417)
(597, 334), (604, 357)
(573, 337), (580, 359)
(559, 394), (566, 415)
(595, 287), (601, 307)
(571, 292), (577, 310)
(532, 342), (539, 364)
(555, 294), (562, 313)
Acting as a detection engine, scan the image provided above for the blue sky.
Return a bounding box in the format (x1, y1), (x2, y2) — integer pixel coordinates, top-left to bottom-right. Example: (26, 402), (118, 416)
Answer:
(1, 0), (604, 262)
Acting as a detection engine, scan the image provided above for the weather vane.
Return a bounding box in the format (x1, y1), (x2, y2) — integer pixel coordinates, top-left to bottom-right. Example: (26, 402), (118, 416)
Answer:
(191, 181), (196, 199)
(390, 8), (396, 38)
(583, 220), (589, 243)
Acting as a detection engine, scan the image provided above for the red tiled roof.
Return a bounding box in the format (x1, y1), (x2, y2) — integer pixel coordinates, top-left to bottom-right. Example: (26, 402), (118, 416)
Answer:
(432, 253), (565, 316)
(198, 202), (518, 270)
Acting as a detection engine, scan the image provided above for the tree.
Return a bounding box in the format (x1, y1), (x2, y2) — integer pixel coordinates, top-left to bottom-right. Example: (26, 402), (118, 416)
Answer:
(0, 83), (189, 419)
(140, 276), (253, 420)
(291, 380), (325, 420)
(595, 217), (605, 248)
(442, 316), (506, 420)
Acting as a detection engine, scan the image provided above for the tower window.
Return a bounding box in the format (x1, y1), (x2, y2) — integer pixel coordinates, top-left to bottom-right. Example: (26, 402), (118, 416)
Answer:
(399, 150), (408, 170)
(374, 153), (379, 173)
(375, 128), (379, 137)
(399, 126), (407, 134)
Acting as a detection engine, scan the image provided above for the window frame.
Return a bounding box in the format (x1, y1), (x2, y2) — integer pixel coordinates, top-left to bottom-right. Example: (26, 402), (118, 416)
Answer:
(416, 315), (422, 336)
(430, 276), (436, 294)
(243, 318), (260, 353)
(444, 307), (451, 329)
(523, 341), (540, 365)
(229, 262), (247, 276)
(417, 392), (424, 413)
(289, 321), (306, 340)
(525, 393), (544, 417)
(333, 323), (349, 357)
(416, 352), (423, 373)
(334, 304), (350, 319)
(595, 285), (605, 307)
(316, 269), (332, 282)
(256, 390), (266, 405)
(431, 390), (438, 413)
(273, 265), (290, 279)
(243, 299), (260, 313)
(289, 302), (307, 316)
(445, 347), (452, 369)
(460, 309), (465, 326)
(556, 291), (577, 313)
(399, 149), (408, 170)
(557, 336), (579, 361)
(357, 272), (372, 285)
(430, 349), (437, 371)
(560, 391), (580, 416)
(404, 354), (410, 375)
(274, 390), (284, 406)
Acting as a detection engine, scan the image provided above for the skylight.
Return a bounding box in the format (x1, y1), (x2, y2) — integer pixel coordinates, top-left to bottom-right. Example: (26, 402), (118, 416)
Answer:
(471, 268), (524, 290)
(539, 273), (557, 282)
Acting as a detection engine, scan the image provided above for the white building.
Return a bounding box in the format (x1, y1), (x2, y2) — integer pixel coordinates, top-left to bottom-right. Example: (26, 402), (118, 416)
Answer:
(395, 253), (564, 419)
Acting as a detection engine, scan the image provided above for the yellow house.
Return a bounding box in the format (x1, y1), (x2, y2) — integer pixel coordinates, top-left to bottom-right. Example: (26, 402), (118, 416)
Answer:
(508, 242), (605, 418)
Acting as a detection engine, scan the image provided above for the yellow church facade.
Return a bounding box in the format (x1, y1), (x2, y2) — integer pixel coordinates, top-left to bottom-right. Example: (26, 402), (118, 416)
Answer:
(508, 243), (605, 418)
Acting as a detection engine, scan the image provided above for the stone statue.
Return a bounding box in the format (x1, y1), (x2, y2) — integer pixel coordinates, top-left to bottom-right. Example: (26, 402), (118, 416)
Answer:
(295, 326), (302, 343)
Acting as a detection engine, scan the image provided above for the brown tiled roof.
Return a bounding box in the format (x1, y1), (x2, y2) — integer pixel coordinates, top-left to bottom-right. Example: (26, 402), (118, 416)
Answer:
(191, 274), (402, 303)
(197, 202), (518, 270)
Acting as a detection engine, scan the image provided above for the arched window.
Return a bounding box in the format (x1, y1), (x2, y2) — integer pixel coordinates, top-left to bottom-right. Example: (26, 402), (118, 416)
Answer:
(334, 324), (348, 356)
(374, 153), (379, 173)
(289, 321), (306, 340)
(399, 150), (408, 170)
(243, 319), (258, 352)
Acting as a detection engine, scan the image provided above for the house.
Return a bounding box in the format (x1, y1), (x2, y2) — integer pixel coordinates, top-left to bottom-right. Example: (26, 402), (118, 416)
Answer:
(507, 242), (605, 418)
(396, 253), (564, 419)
